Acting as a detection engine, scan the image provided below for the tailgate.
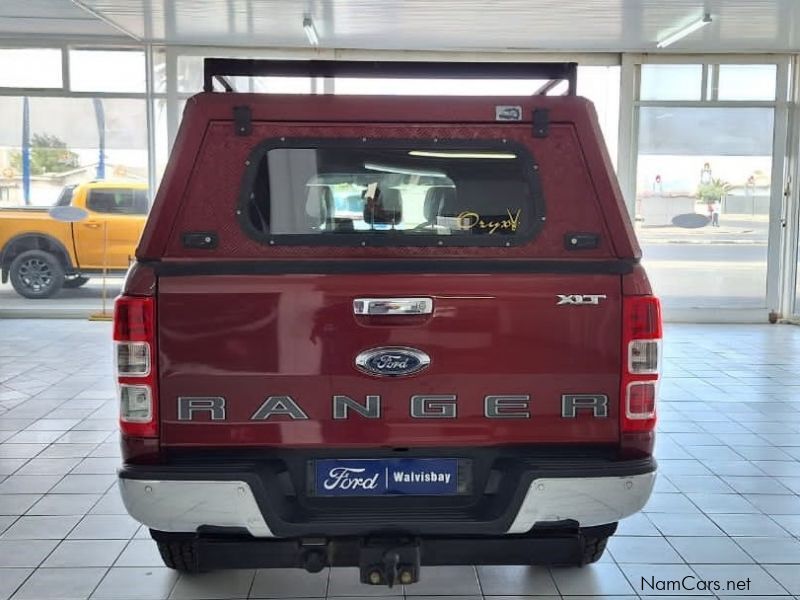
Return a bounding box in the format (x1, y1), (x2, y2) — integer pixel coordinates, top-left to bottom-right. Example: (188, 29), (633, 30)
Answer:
(158, 272), (621, 448)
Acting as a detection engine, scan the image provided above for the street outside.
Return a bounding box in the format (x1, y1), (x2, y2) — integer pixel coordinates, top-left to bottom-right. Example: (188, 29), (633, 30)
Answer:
(639, 213), (769, 309)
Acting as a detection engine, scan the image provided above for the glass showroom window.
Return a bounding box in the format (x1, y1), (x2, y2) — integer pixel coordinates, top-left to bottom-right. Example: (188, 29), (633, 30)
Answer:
(640, 64), (703, 101)
(634, 63), (780, 312)
(0, 48), (150, 207)
(69, 49), (146, 94)
(0, 48), (62, 89)
(717, 64), (777, 101)
(0, 47), (150, 309)
(0, 97), (148, 206)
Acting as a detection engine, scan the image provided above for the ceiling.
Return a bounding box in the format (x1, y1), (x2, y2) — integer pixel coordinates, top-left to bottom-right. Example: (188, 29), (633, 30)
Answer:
(1, 0), (800, 53)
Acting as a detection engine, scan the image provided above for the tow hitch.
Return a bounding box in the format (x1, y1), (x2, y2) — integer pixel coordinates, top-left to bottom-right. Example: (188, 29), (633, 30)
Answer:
(359, 538), (420, 587)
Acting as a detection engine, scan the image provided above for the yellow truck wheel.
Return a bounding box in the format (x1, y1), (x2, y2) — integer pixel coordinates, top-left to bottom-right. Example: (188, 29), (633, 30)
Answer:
(9, 249), (65, 299)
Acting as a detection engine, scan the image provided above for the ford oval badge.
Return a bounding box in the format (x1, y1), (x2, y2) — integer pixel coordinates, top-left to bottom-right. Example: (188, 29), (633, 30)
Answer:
(355, 346), (430, 377)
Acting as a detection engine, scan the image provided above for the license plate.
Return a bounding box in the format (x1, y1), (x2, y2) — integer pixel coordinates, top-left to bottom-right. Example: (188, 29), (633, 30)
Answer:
(313, 458), (460, 496)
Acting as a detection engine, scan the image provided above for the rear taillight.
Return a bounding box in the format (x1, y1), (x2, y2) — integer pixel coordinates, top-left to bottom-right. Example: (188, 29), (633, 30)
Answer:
(625, 381), (657, 419)
(114, 296), (158, 438)
(621, 295), (662, 433)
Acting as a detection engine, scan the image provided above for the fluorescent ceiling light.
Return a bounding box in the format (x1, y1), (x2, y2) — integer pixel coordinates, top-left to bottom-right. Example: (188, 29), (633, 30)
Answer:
(363, 162), (448, 178)
(408, 151), (517, 159)
(657, 13), (712, 48)
(303, 16), (319, 46)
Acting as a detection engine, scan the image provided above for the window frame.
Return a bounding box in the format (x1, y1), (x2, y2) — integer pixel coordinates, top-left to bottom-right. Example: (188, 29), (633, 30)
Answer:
(617, 54), (791, 322)
(237, 137), (545, 248)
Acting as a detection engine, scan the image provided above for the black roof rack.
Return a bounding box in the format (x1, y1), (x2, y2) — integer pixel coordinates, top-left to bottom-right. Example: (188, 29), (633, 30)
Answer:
(203, 58), (578, 96)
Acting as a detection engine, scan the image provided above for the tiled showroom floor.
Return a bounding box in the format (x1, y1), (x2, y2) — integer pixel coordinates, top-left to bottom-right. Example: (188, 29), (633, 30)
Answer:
(0, 320), (800, 599)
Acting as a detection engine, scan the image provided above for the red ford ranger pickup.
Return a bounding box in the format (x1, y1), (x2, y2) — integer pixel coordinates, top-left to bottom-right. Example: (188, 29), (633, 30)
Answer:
(114, 59), (660, 586)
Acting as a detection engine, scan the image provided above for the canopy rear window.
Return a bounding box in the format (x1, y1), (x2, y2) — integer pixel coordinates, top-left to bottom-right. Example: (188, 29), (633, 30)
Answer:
(239, 139), (543, 247)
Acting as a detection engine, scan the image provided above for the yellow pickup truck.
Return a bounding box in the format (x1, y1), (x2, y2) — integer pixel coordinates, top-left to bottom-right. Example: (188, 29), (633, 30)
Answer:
(0, 181), (148, 299)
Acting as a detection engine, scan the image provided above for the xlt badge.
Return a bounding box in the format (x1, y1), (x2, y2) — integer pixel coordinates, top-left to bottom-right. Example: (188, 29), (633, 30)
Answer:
(557, 294), (607, 305)
(355, 346), (430, 377)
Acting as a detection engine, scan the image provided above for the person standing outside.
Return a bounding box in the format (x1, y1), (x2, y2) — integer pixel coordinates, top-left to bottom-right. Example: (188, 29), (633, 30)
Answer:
(711, 199), (721, 227)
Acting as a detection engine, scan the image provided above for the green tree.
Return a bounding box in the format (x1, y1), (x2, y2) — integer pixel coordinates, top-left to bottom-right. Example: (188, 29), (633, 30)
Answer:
(10, 133), (80, 175)
(697, 177), (731, 205)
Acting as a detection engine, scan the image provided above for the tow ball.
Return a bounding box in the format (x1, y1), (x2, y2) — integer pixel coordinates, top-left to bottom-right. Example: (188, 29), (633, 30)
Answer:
(359, 539), (421, 587)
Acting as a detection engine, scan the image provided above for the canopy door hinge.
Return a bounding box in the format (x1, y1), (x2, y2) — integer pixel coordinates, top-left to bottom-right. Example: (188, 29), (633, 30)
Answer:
(532, 108), (550, 138)
(233, 105), (252, 136)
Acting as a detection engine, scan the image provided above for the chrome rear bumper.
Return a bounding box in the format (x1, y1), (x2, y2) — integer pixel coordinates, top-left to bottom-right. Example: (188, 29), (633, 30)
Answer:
(119, 478), (274, 537)
(119, 471), (655, 538)
(508, 471), (656, 533)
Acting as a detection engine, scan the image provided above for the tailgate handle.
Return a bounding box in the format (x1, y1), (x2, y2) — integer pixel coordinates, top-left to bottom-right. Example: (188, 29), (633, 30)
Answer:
(353, 298), (433, 316)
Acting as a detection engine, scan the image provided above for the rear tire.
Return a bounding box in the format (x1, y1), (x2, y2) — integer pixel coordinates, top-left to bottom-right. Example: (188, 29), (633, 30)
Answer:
(63, 276), (90, 289)
(155, 537), (203, 573)
(575, 522), (616, 566)
(543, 523), (615, 567)
(579, 533), (610, 565)
(9, 250), (65, 299)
